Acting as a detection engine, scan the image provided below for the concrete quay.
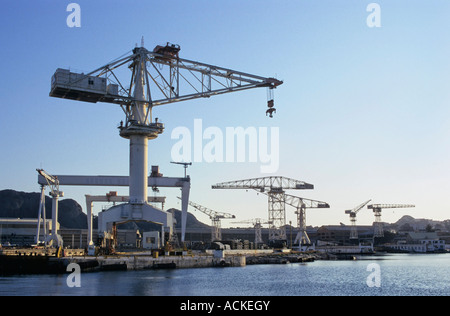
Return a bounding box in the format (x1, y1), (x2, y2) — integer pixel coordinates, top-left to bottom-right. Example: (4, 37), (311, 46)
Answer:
(67, 253), (246, 272)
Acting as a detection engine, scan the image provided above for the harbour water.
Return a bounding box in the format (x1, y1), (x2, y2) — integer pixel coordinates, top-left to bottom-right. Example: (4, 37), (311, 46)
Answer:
(1, 253), (450, 296)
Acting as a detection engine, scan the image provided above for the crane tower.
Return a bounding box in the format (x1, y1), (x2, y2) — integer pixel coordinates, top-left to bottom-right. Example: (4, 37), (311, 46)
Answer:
(48, 42), (282, 246)
(212, 176), (314, 246)
(368, 203), (415, 237)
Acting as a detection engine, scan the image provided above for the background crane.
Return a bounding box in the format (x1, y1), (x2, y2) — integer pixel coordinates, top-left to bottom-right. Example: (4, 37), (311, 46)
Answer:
(179, 198), (236, 242)
(368, 203), (415, 237)
(345, 199), (372, 240)
(49, 42), (282, 245)
(256, 191), (329, 247)
(284, 194), (329, 247)
(232, 218), (271, 245)
(212, 176), (314, 246)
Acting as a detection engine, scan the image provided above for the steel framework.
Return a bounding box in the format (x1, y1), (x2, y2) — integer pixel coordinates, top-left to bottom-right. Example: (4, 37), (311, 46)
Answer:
(212, 176), (314, 244)
(258, 192), (329, 246)
(182, 198), (235, 242)
(367, 204), (415, 237)
(345, 199), (372, 240)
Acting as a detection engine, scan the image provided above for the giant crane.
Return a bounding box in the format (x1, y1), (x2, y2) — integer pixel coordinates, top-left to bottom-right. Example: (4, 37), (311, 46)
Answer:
(367, 203), (415, 237)
(180, 198), (236, 242)
(49, 42), (283, 246)
(212, 176), (314, 246)
(345, 199), (371, 240)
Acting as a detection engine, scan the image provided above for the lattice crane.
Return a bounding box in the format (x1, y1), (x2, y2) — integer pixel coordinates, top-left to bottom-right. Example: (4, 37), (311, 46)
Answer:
(212, 176), (314, 245)
(345, 199), (371, 240)
(179, 198), (236, 242)
(232, 218), (271, 245)
(284, 194), (329, 246)
(368, 203), (415, 237)
(257, 192), (329, 246)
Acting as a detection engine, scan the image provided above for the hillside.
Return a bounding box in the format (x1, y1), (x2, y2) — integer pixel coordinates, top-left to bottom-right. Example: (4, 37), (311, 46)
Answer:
(0, 189), (209, 230)
(391, 215), (450, 232)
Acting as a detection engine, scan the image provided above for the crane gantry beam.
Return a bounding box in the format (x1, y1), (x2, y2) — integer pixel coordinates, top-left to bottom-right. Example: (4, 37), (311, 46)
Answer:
(212, 176), (314, 246)
(367, 203), (415, 237)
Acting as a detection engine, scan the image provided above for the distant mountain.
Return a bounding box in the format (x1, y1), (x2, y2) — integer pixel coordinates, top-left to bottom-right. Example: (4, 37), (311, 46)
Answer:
(0, 189), (87, 229)
(0, 189), (209, 231)
(391, 215), (450, 232)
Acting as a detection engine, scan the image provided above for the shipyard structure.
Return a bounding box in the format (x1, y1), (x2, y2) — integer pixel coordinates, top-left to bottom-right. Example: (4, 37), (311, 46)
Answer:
(0, 42), (430, 274)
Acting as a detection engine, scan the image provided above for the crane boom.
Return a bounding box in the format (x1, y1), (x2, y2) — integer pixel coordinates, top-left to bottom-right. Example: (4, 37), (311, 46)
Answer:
(212, 176), (314, 192)
(178, 197), (235, 241)
(183, 199), (235, 220)
(50, 43), (283, 119)
(345, 199), (372, 216)
(368, 204), (415, 209)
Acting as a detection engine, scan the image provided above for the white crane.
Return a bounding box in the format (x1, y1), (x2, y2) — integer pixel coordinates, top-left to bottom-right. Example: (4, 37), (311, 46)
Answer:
(36, 169), (64, 247)
(180, 198), (235, 242)
(49, 42), (282, 246)
(212, 176), (315, 247)
(344, 199), (371, 240)
(368, 203), (415, 237)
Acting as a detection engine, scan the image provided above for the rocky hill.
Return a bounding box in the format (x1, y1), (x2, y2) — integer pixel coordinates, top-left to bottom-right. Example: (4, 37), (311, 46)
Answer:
(0, 189), (209, 230)
(391, 215), (450, 232)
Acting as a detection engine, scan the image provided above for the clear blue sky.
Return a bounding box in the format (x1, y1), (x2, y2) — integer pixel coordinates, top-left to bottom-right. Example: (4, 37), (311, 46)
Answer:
(0, 0), (449, 227)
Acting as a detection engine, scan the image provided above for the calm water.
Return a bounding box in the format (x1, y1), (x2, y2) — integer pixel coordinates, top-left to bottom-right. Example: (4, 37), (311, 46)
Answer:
(1, 253), (450, 296)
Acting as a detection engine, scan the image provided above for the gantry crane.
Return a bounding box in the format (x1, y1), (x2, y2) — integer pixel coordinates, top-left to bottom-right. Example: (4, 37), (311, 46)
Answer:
(36, 169), (64, 247)
(49, 42), (283, 245)
(179, 198), (236, 242)
(367, 203), (415, 237)
(232, 218), (271, 245)
(212, 176), (314, 245)
(345, 199), (371, 240)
